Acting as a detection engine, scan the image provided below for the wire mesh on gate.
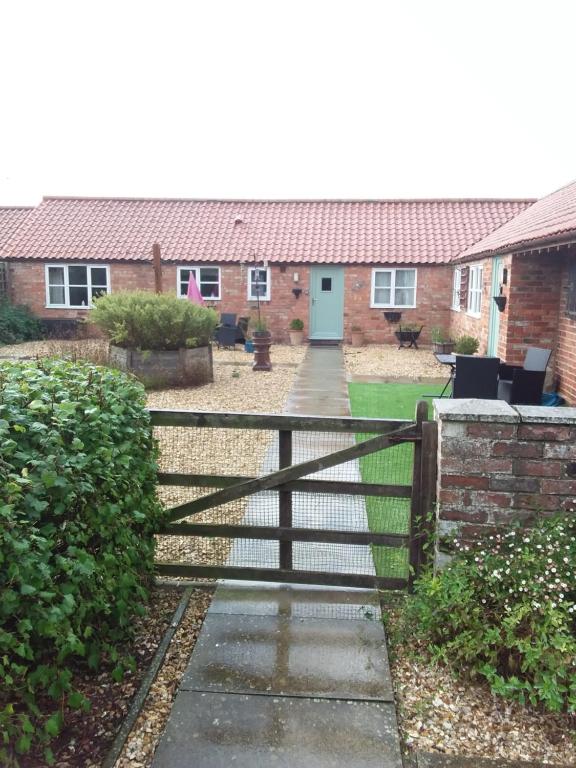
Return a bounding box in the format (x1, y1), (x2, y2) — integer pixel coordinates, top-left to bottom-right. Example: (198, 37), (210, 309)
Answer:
(154, 420), (414, 582)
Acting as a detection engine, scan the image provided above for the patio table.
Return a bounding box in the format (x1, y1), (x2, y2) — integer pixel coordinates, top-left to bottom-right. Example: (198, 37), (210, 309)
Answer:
(434, 353), (456, 397)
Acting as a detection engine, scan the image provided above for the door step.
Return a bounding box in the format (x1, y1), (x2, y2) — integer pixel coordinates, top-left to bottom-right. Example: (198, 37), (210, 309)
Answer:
(308, 339), (342, 347)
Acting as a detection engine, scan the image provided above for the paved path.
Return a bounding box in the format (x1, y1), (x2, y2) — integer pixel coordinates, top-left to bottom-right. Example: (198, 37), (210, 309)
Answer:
(229, 346), (375, 575)
(152, 347), (403, 767)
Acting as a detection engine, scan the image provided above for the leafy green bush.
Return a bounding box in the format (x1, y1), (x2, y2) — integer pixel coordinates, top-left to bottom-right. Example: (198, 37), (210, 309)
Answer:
(0, 359), (164, 761)
(90, 291), (218, 350)
(0, 301), (42, 345)
(404, 515), (576, 713)
(454, 335), (479, 355)
(289, 318), (304, 331)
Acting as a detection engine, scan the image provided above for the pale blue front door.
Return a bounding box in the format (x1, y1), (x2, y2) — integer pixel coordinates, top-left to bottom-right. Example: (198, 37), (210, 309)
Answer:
(309, 267), (344, 340)
(487, 256), (502, 357)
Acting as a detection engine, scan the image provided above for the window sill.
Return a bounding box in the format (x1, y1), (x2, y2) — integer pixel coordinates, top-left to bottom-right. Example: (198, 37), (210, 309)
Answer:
(45, 305), (91, 310)
(370, 304), (416, 310)
(450, 307), (461, 312)
(177, 295), (221, 301)
(466, 311), (481, 319)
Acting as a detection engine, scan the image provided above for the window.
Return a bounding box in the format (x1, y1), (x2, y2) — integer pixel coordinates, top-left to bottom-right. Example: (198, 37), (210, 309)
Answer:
(371, 268), (416, 308)
(321, 277), (332, 292)
(247, 266), (270, 301)
(178, 266), (221, 300)
(451, 268), (461, 311)
(45, 264), (110, 308)
(467, 264), (483, 316)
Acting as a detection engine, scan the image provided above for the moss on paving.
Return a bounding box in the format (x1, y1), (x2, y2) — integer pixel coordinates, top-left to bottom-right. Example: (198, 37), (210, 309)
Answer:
(348, 382), (443, 579)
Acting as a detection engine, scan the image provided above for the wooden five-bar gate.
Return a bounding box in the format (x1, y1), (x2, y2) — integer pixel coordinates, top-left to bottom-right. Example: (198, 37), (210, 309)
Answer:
(149, 401), (438, 591)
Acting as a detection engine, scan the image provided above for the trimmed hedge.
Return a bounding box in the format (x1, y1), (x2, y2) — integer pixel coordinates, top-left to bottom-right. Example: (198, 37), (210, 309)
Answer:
(90, 291), (218, 350)
(0, 301), (42, 345)
(0, 359), (164, 761)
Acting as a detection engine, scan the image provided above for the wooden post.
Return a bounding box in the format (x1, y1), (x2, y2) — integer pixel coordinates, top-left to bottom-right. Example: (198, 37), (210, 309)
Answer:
(419, 420), (438, 572)
(278, 430), (293, 570)
(152, 243), (163, 294)
(408, 400), (427, 591)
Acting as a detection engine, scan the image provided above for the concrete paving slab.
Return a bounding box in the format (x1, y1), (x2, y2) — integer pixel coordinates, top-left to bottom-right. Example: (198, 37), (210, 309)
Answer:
(180, 613), (393, 701)
(208, 581), (382, 620)
(152, 691), (402, 768)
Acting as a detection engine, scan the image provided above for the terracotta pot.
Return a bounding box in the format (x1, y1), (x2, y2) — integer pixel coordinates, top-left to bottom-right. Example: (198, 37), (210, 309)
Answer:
(252, 331), (272, 371)
(289, 329), (304, 346)
(351, 331), (364, 347)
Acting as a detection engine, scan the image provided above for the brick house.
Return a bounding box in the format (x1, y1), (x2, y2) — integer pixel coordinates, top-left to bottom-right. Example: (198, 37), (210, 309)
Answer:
(0, 196), (530, 346)
(0, 207), (34, 299)
(448, 179), (576, 404)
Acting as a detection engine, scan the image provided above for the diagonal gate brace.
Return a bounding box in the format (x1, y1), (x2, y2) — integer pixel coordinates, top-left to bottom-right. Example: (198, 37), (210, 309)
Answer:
(166, 422), (418, 523)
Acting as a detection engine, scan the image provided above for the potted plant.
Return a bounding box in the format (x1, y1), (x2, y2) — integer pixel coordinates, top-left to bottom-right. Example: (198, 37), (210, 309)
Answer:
(90, 291), (218, 387)
(454, 335), (480, 355)
(288, 318), (305, 346)
(351, 325), (365, 347)
(251, 316), (272, 371)
(431, 327), (455, 355)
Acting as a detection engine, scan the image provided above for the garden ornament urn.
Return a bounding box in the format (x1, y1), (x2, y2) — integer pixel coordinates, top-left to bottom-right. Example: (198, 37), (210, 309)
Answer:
(253, 330), (272, 371)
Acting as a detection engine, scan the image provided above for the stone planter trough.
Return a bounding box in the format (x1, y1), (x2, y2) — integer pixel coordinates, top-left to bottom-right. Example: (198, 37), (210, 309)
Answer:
(109, 344), (213, 388)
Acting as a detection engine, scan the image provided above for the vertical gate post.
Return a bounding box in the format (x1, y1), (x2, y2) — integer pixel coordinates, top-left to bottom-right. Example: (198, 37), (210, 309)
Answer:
(419, 419), (438, 572)
(278, 430), (293, 570)
(408, 401), (427, 591)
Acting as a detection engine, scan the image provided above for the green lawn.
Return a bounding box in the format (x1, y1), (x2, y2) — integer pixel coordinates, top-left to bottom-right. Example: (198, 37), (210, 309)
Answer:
(348, 382), (443, 578)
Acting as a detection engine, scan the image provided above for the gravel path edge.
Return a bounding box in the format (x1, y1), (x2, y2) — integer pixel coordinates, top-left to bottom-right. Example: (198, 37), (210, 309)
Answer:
(102, 587), (203, 768)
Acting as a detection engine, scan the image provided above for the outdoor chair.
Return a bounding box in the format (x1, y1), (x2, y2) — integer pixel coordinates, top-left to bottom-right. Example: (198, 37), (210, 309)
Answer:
(214, 314), (250, 349)
(497, 347), (552, 405)
(452, 355), (500, 399)
(219, 313), (237, 327)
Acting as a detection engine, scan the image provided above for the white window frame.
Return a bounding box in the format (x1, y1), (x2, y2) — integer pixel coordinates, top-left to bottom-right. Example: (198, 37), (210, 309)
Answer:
(177, 266), (221, 301)
(247, 266), (271, 301)
(467, 264), (483, 317)
(451, 267), (462, 311)
(45, 264), (111, 309)
(370, 268), (417, 308)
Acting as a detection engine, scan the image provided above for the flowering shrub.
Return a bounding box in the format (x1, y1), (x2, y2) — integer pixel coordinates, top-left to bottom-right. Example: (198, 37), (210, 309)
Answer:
(404, 514), (576, 712)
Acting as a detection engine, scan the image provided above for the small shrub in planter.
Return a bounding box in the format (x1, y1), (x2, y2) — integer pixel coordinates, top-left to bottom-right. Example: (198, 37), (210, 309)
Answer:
(251, 317), (272, 370)
(0, 301), (42, 345)
(90, 291), (218, 386)
(0, 359), (164, 761)
(403, 514), (576, 713)
(289, 318), (304, 345)
(430, 326), (455, 354)
(454, 334), (479, 355)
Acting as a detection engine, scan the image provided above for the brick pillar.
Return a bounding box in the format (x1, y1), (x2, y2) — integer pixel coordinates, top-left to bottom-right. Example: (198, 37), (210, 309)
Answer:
(433, 400), (576, 560)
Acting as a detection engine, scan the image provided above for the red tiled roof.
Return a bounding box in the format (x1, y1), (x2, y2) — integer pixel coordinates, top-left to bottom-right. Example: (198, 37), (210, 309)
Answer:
(0, 196), (533, 265)
(459, 179), (576, 260)
(0, 206), (34, 250)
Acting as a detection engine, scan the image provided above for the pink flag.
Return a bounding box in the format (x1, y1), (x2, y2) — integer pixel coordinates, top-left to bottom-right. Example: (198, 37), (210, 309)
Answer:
(186, 272), (205, 305)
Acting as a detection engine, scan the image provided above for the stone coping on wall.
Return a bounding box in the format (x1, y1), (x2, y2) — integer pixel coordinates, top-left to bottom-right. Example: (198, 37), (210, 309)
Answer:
(434, 399), (576, 425)
(433, 399), (518, 423)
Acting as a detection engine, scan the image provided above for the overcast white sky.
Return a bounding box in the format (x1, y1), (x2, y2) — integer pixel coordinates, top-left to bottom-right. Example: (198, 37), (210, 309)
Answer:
(1, 0), (575, 205)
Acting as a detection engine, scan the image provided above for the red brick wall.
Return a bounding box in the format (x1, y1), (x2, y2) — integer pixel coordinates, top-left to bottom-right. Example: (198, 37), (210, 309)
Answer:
(555, 255), (576, 403)
(344, 264), (452, 345)
(7, 260), (454, 345)
(436, 403), (576, 543)
(504, 252), (561, 366)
